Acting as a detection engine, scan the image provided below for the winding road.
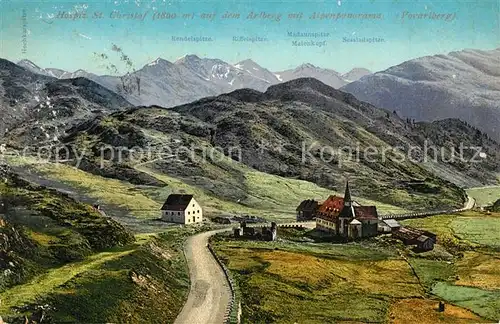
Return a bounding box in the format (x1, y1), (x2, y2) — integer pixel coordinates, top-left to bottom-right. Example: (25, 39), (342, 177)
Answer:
(173, 222), (316, 324)
(174, 229), (232, 324)
(464, 195), (476, 210)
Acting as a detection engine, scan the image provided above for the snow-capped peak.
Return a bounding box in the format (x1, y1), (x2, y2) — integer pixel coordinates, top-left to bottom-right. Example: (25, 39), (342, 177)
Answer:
(18, 59), (41, 70)
(143, 58), (173, 69)
(234, 59), (262, 70)
(297, 63), (317, 70)
(175, 54), (201, 64)
(148, 57), (163, 66)
(235, 59), (258, 66)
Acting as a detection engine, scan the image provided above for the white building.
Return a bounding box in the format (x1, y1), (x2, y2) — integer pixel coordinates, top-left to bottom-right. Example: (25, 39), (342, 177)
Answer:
(161, 194), (203, 224)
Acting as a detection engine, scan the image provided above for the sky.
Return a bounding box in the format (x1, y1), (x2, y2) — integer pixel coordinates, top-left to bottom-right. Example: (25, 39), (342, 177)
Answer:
(1, 0), (499, 75)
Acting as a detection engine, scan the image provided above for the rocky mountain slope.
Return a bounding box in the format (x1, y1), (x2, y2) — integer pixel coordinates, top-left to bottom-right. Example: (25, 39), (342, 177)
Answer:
(50, 78), (500, 211)
(0, 59), (132, 146)
(341, 48), (500, 141)
(341, 68), (372, 82)
(275, 63), (348, 88)
(17, 57), (371, 108)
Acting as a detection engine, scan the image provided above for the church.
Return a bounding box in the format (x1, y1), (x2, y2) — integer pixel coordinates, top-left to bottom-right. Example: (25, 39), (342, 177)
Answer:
(316, 182), (379, 239)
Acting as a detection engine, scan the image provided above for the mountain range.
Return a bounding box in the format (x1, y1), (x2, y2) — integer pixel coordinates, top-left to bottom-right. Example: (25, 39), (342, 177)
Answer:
(342, 48), (500, 141)
(16, 48), (500, 144)
(2, 53), (500, 210)
(17, 56), (371, 108)
(0, 58), (132, 144)
(24, 77), (499, 213)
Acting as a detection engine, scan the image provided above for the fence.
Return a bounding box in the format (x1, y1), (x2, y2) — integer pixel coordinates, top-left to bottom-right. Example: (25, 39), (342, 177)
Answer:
(207, 242), (240, 324)
(248, 222), (310, 229)
(379, 204), (473, 221)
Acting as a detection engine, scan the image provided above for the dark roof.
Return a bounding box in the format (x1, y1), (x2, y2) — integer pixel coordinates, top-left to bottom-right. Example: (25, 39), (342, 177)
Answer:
(382, 219), (401, 228)
(417, 235), (431, 243)
(344, 181), (352, 204)
(339, 205), (378, 220)
(394, 227), (420, 241)
(353, 206), (378, 220)
(395, 227), (435, 241)
(161, 194), (194, 211)
(338, 205), (355, 219)
(316, 196), (344, 222)
(296, 199), (319, 211)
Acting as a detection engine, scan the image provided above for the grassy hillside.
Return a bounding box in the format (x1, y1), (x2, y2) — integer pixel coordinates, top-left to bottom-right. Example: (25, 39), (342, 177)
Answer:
(466, 186), (500, 207)
(20, 79), (494, 215)
(5, 79), (492, 220)
(0, 166), (134, 293)
(213, 210), (500, 323)
(5, 156), (407, 223)
(1, 229), (196, 323)
(67, 106), (468, 212)
(23, 229), (194, 324)
(0, 165), (196, 323)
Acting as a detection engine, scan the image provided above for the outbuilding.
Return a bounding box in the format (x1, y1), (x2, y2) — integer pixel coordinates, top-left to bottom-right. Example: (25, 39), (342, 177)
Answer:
(416, 235), (434, 251)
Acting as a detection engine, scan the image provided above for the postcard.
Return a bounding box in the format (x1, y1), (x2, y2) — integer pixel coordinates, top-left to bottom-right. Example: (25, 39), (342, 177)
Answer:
(1, 1), (499, 323)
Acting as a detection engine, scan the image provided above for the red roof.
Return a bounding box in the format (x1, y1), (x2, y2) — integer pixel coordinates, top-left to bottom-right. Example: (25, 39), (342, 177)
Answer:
(318, 196), (344, 213)
(353, 206), (378, 220)
(316, 196), (344, 222)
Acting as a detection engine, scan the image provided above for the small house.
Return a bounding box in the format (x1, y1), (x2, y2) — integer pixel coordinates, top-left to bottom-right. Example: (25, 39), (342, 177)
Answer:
(161, 194), (203, 224)
(296, 199), (319, 221)
(416, 235), (434, 251)
(236, 221), (277, 241)
(393, 227), (436, 251)
(378, 219), (401, 233)
(393, 227), (420, 245)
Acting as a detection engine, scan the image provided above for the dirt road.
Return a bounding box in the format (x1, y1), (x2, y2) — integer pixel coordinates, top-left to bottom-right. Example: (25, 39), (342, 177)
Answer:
(174, 229), (231, 324)
(464, 195), (476, 210)
(175, 222), (315, 324)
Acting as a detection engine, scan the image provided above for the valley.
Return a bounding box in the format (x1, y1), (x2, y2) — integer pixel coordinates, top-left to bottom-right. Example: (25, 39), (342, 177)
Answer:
(212, 210), (500, 323)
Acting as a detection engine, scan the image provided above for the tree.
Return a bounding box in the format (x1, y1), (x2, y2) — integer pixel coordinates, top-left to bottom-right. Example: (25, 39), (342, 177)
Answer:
(93, 44), (141, 96)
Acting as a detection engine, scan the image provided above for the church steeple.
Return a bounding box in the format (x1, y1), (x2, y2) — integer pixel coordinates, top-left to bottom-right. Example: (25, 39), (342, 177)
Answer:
(343, 181), (352, 207)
